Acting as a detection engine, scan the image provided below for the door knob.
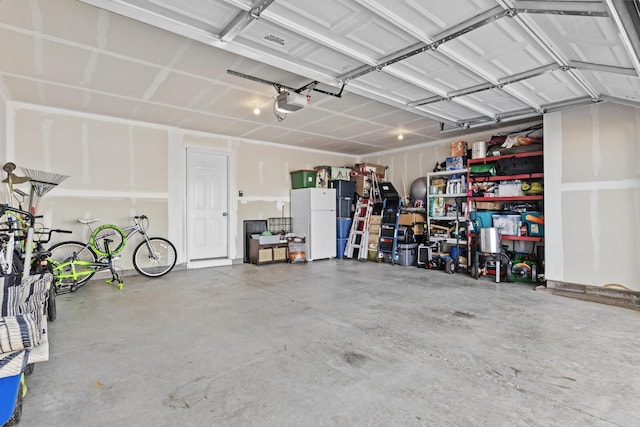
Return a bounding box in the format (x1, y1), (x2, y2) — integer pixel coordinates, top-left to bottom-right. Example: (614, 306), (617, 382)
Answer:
(222, 212), (228, 216)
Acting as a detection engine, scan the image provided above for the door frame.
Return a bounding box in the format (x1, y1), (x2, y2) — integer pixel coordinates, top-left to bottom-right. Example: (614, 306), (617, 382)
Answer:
(185, 147), (233, 269)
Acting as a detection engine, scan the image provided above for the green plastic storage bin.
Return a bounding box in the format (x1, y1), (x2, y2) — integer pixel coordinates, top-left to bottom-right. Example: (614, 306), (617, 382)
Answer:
(290, 170), (317, 189)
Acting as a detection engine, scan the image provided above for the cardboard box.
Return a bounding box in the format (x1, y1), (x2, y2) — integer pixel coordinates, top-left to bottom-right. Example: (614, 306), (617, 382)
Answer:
(450, 141), (467, 157)
(474, 201), (503, 210)
(368, 224), (380, 235)
(369, 215), (381, 225)
(412, 223), (425, 235)
(368, 232), (380, 244)
(399, 212), (426, 225)
(351, 175), (370, 198)
(354, 162), (386, 178)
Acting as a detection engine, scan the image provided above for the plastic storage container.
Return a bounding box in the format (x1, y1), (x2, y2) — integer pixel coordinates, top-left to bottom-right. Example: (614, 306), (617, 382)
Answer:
(397, 242), (419, 266)
(290, 170), (317, 189)
(336, 238), (347, 258)
(337, 197), (353, 218)
(329, 179), (356, 198)
(330, 167), (352, 180)
(336, 218), (352, 239)
(521, 212), (544, 236)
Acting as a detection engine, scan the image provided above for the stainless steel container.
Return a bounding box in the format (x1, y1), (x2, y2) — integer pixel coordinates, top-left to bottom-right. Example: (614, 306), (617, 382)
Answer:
(480, 227), (501, 253)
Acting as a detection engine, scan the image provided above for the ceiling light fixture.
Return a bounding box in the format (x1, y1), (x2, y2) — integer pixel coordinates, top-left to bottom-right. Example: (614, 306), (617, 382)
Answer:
(253, 104), (261, 115)
(397, 134), (404, 140)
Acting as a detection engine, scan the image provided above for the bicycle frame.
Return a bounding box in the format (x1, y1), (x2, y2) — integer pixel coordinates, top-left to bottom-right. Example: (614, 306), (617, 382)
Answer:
(50, 215), (165, 291)
(85, 216), (156, 257)
(51, 258), (117, 287)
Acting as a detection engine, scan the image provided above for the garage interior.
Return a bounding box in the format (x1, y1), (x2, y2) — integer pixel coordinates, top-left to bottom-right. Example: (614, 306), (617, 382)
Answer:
(1, 0), (639, 426)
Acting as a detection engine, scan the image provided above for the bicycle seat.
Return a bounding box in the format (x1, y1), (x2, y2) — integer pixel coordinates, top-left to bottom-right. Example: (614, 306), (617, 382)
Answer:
(78, 219), (100, 225)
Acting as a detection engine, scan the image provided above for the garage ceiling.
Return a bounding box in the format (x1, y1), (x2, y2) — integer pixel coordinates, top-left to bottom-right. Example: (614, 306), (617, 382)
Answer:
(1, 0), (639, 155)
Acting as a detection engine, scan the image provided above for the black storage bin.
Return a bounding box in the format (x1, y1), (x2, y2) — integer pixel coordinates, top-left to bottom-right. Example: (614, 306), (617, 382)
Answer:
(243, 220), (268, 263)
(329, 179), (356, 199)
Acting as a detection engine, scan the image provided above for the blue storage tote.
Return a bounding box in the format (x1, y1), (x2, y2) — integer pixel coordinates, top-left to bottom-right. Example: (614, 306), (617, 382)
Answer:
(337, 197), (353, 218)
(336, 218), (352, 238)
(0, 374), (22, 425)
(470, 210), (498, 230)
(329, 179), (356, 198)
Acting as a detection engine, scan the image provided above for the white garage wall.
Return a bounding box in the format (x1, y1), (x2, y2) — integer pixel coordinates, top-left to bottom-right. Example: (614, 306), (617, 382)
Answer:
(5, 102), (356, 269)
(545, 103), (640, 291)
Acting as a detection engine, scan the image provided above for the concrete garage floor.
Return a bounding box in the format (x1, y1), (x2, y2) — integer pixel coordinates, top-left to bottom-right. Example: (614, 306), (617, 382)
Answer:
(18, 260), (640, 427)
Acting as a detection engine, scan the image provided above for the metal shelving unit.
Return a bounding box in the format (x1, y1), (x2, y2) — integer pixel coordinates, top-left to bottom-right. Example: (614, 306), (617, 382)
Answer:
(426, 168), (468, 269)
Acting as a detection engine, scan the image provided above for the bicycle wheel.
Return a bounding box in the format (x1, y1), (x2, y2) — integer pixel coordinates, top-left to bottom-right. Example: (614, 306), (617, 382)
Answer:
(48, 241), (98, 286)
(133, 237), (177, 278)
(90, 225), (126, 257)
(46, 284), (56, 321)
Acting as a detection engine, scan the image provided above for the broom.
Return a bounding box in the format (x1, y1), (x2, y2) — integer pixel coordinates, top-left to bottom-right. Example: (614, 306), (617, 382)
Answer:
(20, 167), (69, 214)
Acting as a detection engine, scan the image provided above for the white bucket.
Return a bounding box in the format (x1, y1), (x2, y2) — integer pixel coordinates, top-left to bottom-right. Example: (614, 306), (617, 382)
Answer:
(472, 141), (487, 159)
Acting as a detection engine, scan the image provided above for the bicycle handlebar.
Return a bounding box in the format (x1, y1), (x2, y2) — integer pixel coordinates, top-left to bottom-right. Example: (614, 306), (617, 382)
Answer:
(34, 228), (73, 244)
(0, 203), (35, 227)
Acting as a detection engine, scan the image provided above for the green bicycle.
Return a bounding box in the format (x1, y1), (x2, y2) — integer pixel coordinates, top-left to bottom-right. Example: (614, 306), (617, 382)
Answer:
(48, 215), (177, 292)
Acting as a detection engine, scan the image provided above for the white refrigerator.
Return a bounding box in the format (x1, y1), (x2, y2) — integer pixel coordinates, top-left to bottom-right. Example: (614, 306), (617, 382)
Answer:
(290, 188), (336, 260)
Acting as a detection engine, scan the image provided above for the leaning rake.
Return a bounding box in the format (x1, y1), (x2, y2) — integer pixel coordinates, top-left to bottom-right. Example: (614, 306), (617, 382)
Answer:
(20, 167), (69, 214)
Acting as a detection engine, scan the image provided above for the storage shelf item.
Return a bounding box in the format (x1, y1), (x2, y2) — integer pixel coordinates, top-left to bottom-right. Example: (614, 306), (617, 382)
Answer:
(469, 233), (544, 242)
(467, 150), (544, 164)
(467, 146), (545, 281)
(249, 239), (289, 265)
(290, 170), (318, 189)
(425, 168), (469, 273)
(469, 195), (544, 202)
(268, 217), (291, 234)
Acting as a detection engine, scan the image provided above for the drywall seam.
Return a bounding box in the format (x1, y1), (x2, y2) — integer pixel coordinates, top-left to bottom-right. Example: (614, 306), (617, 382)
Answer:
(143, 39), (191, 101)
(41, 116), (52, 171)
(590, 190), (601, 273)
(11, 102), (359, 159)
(6, 105), (15, 161)
(27, 0), (43, 74)
(0, 76), (12, 101)
(128, 126), (135, 193)
(46, 189), (167, 199)
(560, 178), (640, 191)
(80, 123), (90, 184)
(82, 10), (109, 84)
(591, 104), (602, 176)
(239, 196), (289, 204)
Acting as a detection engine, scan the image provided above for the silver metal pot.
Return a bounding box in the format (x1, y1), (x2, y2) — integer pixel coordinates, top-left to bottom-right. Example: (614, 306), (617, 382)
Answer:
(480, 227), (501, 253)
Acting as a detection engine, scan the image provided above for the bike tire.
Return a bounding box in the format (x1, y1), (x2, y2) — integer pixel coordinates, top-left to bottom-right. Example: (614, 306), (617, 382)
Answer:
(90, 225), (126, 257)
(5, 378), (23, 426)
(46, 284), (57, 321)
(132, 237), (177, 278)
(48, 241), (98, 287)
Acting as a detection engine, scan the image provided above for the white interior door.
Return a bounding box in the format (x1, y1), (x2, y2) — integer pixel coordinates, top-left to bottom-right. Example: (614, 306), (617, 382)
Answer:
(187, 149), (228, 261)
